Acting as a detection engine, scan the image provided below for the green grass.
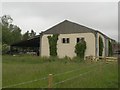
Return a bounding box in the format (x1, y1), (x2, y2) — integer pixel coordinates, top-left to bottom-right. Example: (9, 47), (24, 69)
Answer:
(0, 55), (2, 89)
(2, 55), (118, 88)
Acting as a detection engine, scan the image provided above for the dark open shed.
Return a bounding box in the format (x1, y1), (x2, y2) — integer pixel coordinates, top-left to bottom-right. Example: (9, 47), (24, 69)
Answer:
(10, 35), (41, 56)
(11, 35), (40, 47)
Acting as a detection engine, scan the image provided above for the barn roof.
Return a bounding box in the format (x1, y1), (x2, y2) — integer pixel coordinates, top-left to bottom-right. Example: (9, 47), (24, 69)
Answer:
(43, 20), (97, 34)
(43, 20), (114, 40)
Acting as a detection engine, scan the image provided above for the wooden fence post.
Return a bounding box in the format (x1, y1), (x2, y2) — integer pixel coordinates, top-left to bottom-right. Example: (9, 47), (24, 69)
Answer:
(48, 74), (53, 89)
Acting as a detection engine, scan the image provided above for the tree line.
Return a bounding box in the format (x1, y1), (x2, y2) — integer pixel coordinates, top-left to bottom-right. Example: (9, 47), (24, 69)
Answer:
(0, 15), (37, 54)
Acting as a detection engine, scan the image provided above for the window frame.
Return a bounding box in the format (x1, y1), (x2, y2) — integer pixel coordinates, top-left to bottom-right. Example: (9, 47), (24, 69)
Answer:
(62, 38), (70, 44)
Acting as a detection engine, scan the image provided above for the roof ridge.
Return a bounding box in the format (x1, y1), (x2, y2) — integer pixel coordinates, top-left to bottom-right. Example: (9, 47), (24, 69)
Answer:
(63, 20), (97, 32)
(43, 20), (97, 34)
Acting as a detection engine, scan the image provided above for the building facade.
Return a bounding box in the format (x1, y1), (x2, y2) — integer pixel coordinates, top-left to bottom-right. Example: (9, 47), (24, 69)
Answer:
(40, 20), (112, 58)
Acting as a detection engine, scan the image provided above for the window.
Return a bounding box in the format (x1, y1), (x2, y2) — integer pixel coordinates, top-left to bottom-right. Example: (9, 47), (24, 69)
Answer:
(76, 37), (84, 43)
(62, 38), (70, 43)
(77, 38), (80, 43)
(67, 38), (69, 43)
(62, 38), (65, 43)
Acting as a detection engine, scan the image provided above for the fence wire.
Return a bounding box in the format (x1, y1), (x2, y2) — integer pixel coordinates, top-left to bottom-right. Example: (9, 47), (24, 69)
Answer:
(3, 77), (48, 88)
(53, 69), (98, 87)
(3, 62), (103, 88)
(53, 62), (109, 87)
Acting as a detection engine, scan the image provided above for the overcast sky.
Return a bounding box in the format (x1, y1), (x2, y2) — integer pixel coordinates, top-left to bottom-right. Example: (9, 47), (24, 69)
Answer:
(2, 2), (118, 41)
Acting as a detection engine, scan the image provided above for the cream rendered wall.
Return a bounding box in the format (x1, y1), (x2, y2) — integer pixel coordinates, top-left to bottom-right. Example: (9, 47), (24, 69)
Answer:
(97, 33), (106, 57)
(41, 34), (52, 57)
(41, 33), (96, 58)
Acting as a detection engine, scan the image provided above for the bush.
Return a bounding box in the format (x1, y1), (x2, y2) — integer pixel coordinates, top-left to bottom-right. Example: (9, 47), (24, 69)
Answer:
(47, 34), (59, 57)
(99, 36), (103, 56)
(108, 40), (113, 56)
(75, 39), (86, 59)
(48, 56), (59, 62)
(72, 56), (84, 63)
(2, 44), (10, 54)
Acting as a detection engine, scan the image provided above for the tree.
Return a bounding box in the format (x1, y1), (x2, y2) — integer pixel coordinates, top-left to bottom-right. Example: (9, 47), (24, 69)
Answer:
(1, 15), (13, 44)
(75, 38), (86, 59)
(29, 29), (36, 38)
(2, 25), (12, 44)
(0, 23), (2, 43)
(1, 15), (13, 27)
(99, 36), (104, 56)
(22, 31), (30, 40)
(1, 15), (22, 54)
(1, 15), (22, 44)
(11, 25), (22, 43)
(22, 30), (36, 40)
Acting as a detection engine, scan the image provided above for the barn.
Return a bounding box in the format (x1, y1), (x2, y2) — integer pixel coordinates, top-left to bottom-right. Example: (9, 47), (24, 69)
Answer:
(11, 20), (116, 58)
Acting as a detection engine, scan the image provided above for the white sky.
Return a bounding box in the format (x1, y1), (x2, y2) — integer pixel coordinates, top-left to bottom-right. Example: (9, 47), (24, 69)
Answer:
(1, 1), (118, 41)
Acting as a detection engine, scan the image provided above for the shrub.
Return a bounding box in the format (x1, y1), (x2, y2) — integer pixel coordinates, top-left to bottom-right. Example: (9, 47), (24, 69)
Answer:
(48, 56), (59, 62)
(99, 36), (103, 56)
(47, 34), (59, 57)
(72, 56), (83, 63)
(2, 44), (10, 54)
(108, 40), (113, 56)
(75, 38), (86, 59)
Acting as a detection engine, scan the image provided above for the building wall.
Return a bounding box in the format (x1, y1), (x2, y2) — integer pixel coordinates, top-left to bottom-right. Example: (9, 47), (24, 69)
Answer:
(41, 33), (96, 58)
(105, 38), (109, 56)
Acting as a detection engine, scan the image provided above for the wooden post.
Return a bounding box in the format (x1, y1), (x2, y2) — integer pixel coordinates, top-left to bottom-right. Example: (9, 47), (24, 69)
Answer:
(48, 74), (53, 89)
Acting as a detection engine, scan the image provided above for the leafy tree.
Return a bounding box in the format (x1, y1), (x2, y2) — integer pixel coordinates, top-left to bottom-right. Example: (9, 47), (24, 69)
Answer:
(1, 15), (13, 44)
(1, 15), (38, 54)
(1, 15), (13, 27)
(2, 25), (12, 44)
(9, 24), (14, 32)
(1, 15), (22, 54)
(22, 31), (30, 40)
(29, 29), (36, 38)
(99, 36), (104, 56)
(22, 30), (36, 40)
(11, 26), (22, 43)
(75, 38), (86, 59)
(1, 15), (22, 44)
(0, 23), (1, 54)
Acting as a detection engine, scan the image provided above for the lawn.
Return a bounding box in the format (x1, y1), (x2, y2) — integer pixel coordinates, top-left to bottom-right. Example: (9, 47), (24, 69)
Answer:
(2, 55), (118, 88)
(0, 55), (2, 89)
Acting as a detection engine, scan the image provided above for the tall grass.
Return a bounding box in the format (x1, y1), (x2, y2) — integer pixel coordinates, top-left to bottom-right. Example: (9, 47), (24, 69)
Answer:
(2, 55), (118, 88)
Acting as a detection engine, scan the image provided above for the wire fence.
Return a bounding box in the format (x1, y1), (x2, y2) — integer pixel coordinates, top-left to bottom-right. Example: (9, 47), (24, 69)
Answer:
(3, 62), (104, 88)
(53, 68), (98, 87)
(3, 77), (48, 88)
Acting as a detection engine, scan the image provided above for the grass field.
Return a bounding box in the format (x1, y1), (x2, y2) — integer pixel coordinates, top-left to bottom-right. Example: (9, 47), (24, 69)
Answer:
(2, 55), (118, 88)
(0, 55), (2, 89)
